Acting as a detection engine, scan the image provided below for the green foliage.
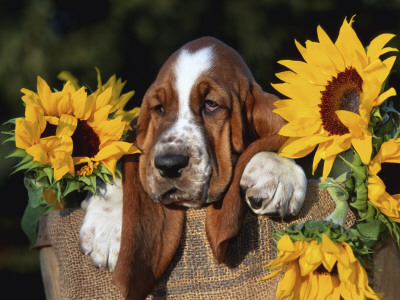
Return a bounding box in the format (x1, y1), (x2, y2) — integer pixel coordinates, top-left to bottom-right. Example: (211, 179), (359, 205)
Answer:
(21, 177), (54, 244)
(370, 100), (400, 153)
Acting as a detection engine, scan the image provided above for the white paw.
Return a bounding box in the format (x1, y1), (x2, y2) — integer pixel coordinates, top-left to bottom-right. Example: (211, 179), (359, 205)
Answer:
(79, 178), (123, 271)
(240, 151), (307, 217)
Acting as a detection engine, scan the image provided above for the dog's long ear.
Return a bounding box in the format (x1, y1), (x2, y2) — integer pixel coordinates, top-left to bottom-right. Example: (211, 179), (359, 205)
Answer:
(245, 82), (287, 140)
(231, 81), (286, 153)
(113, 154), (185, 299)
(206, 82), (287, 263)
(205, 135), (285, 263)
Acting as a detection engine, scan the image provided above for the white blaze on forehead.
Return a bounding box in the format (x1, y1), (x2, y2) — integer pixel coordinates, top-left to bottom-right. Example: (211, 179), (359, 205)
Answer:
(174, 46), (214, 122)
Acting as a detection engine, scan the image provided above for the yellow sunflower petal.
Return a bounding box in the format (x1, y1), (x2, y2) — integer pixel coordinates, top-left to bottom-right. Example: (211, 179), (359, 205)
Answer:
(26, 143), (49, 164)
(368, 175), (400, 223)
(317, 273), (336, 299)
(277, 234), (296, 251)
(367, 33), (397, 62)
(298, 240), (322, 276)
(299, 274), (313, 300)
(275, 71), (319, 91)
(15, 118), (40, 149)
(56, 114), (77, 138)
(295, 39), (337, 77)
(352, 136), (372, 165)
(57, 71), (80, 89)
(375, 87), (396, 107)
(37, 76), (58, 116)
(335, 16), (367, 70)
(272, 82), (322, 106)
(71, 87), (92, 120)
(276, 262), (299, 299)
(112, 90), (135, 111)
(94, 87), (113, 112)
(368, 175), (386, 201)
(101, 159), (118, 178)
(278, 117), (321, 137)
(118, 106), (140, 130)
(316, 25), (345, 72)
(278, 60), (330, 85)
(323, 134), (352, 159)
(51, 135), (73, 155)
(322, 155), (336, 181)
(307, 272), (320, 300)
(321, 234), (340, 272)
(382, 56), (397, 78)
(312, 143), (325, 175)
(338, 282), (354, 300)
(51, 154), (74, 180)
(95, 141), (138, 161)
(279, 135), (331, 159)
(363, 58), (394, 87)
(336, 111), (372, 164)
(274, 105), (319, 123)
(261, 268), (283, 280)
(95, 116), (125, 145)
(381, 138), (400, 158)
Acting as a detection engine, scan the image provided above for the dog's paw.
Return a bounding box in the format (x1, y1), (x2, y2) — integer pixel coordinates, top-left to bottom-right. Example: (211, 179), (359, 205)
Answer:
(240, 151), (307, 217)
(79, 178), (123, 271)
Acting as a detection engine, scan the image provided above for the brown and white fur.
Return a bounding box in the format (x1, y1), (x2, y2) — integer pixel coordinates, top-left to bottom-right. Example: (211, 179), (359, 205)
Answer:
(79, 37), (307, 299)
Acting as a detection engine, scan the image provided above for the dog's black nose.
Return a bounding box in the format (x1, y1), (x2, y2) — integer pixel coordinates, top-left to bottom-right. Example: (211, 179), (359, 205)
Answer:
(154, 154), (189, 178)
(248, 196), (263, 210)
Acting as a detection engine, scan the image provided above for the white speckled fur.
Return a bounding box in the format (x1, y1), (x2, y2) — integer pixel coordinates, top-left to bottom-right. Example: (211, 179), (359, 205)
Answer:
(79, 178), (123, 271)
(240, 152), (307, 216)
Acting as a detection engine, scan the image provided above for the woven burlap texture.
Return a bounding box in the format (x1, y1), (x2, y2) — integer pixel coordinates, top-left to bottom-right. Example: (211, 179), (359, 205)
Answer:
(47, 180), (356, 300)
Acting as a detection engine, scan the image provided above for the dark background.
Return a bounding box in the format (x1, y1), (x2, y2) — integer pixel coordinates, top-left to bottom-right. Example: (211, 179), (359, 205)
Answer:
(1, 0), (400, 298)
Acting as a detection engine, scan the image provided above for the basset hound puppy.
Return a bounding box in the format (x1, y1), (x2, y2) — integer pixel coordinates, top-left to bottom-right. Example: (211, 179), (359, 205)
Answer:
(79, 37), (307, 299)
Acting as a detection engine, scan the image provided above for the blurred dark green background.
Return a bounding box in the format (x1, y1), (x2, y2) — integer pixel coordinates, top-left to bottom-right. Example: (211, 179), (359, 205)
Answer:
(1, 0), (400, 298)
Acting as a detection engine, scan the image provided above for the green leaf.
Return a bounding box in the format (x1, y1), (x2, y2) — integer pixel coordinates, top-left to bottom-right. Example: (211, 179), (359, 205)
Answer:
(11, 159), (43, 175)
(62, 180), (85, 197)
(24, 177), (45, 208)
(356, 220), (382, 241)
(5, 148), (27, 159)
(4, 118), (17, 124)
(83, 184), (96, 194)
(21, 202), (54, 245)
(349, 199), (367, 211)
(1, 135), (15, 144)
(42, 167), (54, 184)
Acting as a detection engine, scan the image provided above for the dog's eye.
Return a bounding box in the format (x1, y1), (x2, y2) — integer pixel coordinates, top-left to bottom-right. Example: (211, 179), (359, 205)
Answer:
(153, 104), (165, 115)
(204, 100), (218, 112)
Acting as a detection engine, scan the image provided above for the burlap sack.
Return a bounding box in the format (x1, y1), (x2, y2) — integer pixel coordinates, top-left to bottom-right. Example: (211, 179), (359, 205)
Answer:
(46, 180), (356, 299)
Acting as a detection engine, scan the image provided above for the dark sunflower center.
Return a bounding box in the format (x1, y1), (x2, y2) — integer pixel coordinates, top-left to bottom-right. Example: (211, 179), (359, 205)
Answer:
(40, 124), (57, 138)
(314, 263), (338, 276)
(379, 163), (400, 195)
(72, 120), (100, 158)
(319, 67), (363, 136)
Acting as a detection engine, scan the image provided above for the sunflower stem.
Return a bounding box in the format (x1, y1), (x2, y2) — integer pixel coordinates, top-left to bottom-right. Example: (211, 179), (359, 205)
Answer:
(320, 177), (350, 227)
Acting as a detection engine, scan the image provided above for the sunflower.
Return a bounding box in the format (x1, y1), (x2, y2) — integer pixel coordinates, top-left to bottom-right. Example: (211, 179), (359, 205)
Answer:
(263, 234), (380, 300)
(58, 68), (140, 130)
(15, 76), (138, 180)
(368, 138), (400, 222)
(273, 16), (397, 179)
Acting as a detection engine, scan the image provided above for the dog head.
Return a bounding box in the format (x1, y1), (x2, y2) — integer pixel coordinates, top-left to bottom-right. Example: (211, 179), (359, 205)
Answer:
(135, 37), (284, 208)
